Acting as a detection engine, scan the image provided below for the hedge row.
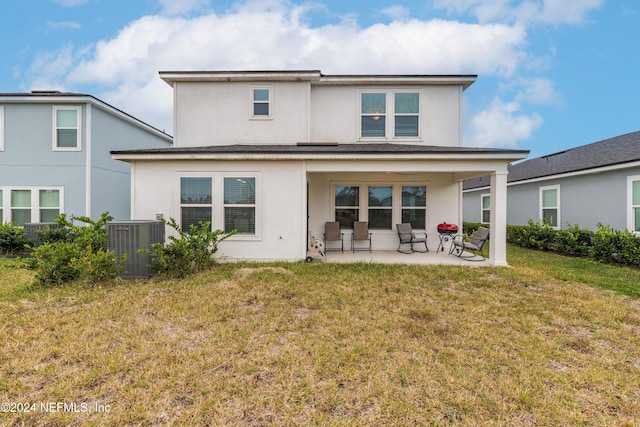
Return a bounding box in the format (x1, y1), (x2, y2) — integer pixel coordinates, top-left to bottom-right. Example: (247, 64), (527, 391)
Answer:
(463, 220), (640, 267)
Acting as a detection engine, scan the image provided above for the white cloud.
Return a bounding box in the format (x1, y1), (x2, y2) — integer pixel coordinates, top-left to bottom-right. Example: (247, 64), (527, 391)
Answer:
(466, 97), (543, 147)
(434, 0), (603, 25)
(53, 0), (91, 6)
(379, 5), (411, 22)
(47, 20), (82, 30)
(26, 0), (583, 148)
(158, 0), (210, 16)
(26, 1), (530, 133)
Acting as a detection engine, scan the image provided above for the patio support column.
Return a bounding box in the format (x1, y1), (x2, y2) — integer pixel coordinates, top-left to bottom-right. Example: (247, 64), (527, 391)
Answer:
(489, 172), (508, 266)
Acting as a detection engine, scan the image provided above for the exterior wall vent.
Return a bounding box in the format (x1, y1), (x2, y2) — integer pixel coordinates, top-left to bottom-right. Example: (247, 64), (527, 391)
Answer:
(106, 220), (165, 278)
(24, 222), (60, 248)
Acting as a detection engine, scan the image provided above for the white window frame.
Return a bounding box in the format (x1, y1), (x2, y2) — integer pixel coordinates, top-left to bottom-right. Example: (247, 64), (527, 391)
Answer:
(178, 174), (214, 232)
(539, 184), (561, 229)
(358, 90), (421, 141)
(332, 182), (428, 232)
(0, 106), (4, 151)
(52, 106), (82, 151)
(481, 193), (491, 224)
(177, 173), (261, 240)
(627, 175), (640, 235)
(367, 185), (393, 230)
(221, 174), (260, 239)
(0, 186), (64, 225)
(250, 86), (273, 120)
(401, 185), (427, 230)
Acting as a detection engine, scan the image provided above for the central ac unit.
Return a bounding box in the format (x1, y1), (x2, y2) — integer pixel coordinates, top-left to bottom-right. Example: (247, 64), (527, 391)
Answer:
(106, 220), (165, 278)
(24, 222), (60, 248)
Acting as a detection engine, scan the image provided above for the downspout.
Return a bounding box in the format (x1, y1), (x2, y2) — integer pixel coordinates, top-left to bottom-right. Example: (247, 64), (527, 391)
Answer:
(85, 103), (92, 218)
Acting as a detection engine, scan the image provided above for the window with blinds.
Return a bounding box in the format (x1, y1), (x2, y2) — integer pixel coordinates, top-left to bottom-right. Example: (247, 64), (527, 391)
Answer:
(180, 177), (212, 232)
(224, 177), (256, 234)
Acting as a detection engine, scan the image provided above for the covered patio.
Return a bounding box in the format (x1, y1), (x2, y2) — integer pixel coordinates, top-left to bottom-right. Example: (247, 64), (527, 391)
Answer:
(324, 248), (492, 266)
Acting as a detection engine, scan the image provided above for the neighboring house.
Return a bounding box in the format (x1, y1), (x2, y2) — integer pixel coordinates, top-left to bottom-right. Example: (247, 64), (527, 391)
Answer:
(0, 91), (173, 224)
(463, 130), (640, 233)
(112, 70), (528, 265)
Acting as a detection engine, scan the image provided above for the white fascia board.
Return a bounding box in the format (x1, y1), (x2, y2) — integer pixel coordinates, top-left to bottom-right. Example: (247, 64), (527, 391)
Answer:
(316, 75), (477, 89)
(160, 71), (322, 85)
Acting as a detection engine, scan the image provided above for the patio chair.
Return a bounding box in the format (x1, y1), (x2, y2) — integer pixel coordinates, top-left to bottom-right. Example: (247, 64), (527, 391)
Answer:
(351, 221), (372, 252)
(396, 223), (428, 254)
(449, 226), (489, 261)
(324, 221), (344, 253)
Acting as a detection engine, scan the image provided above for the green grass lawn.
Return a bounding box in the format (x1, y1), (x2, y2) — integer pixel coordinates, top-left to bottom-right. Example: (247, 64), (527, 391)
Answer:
(0, 246), (639, 425)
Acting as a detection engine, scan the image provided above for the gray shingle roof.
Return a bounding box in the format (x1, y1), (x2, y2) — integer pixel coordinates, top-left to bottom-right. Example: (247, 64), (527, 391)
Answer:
(464, 130), (640, 190)
(111, 143), (529, 156)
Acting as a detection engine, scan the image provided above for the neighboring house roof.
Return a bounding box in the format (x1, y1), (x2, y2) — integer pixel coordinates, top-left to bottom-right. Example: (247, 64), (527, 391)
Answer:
(464, 130), (640, 190)
(111, 143), (528, 161)
(0, 91), (173, 142)
(159, 70), (478, 91)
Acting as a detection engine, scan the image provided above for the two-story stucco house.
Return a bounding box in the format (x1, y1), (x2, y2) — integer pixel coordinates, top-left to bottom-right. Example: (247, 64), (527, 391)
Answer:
(112, 70), (528, 265)
(0, 91), (173, 224)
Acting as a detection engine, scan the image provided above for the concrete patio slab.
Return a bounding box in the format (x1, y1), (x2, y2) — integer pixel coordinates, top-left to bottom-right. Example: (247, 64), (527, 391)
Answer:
(325, 249), (493, 266)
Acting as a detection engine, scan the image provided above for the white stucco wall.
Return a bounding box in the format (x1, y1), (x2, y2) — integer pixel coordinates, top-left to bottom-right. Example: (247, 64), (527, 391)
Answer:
(173, 81), (310, 146)
(172, 81), (463, 147)
(130, 159), (307, 261)
(124, 156), (513, 263)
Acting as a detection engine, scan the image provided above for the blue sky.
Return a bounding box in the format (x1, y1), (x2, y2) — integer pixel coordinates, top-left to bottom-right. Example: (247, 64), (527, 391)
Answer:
(1, 0), (637, 158)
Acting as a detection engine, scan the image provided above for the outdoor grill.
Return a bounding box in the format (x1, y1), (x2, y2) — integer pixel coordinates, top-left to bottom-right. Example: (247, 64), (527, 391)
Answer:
(436, 222), (459, 251)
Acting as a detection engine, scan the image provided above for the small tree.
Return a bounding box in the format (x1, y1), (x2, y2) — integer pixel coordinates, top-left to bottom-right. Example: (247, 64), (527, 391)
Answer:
(149, 218), (235, 278)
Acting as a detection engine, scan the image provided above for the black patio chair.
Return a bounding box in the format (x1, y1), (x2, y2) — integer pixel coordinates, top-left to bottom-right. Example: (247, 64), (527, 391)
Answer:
(449, 226), (489, 261)
(396, 223), (428, 254)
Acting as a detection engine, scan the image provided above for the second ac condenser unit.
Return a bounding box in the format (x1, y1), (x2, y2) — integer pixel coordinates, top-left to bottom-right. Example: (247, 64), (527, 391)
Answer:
(106, 220), (165, 278)
(23, 222), (60, 248)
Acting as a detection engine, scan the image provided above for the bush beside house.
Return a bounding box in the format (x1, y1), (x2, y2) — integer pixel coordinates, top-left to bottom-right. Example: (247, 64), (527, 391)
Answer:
(464, 221), (640, 268)
(27, 213), (234, 285)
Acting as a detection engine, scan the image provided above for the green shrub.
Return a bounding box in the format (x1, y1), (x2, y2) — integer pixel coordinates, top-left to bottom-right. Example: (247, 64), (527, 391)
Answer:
(30, 212), (122, 285)
(32, 241), (83, 285)
(590, 223), (640, 267)
(462, 222), (484, 236)
(0, 222), (28, 255)
(552, 222), (593, 257)
(505, 220), (640, 268)
(149, 218), (235, 278)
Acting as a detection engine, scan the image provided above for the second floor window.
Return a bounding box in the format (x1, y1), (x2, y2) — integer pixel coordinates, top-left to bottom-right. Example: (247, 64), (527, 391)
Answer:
(53, 106), (81, 150)
(252, 88), (271, 117)
(394, 93), (419, 137)
(361, 93), (386, 137)
(0, 106), (4, 151)
(360, 91), (419, 139)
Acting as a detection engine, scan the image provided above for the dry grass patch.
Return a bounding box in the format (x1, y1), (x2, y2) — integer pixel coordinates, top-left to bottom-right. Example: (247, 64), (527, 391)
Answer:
(0, 256), (639, 425)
